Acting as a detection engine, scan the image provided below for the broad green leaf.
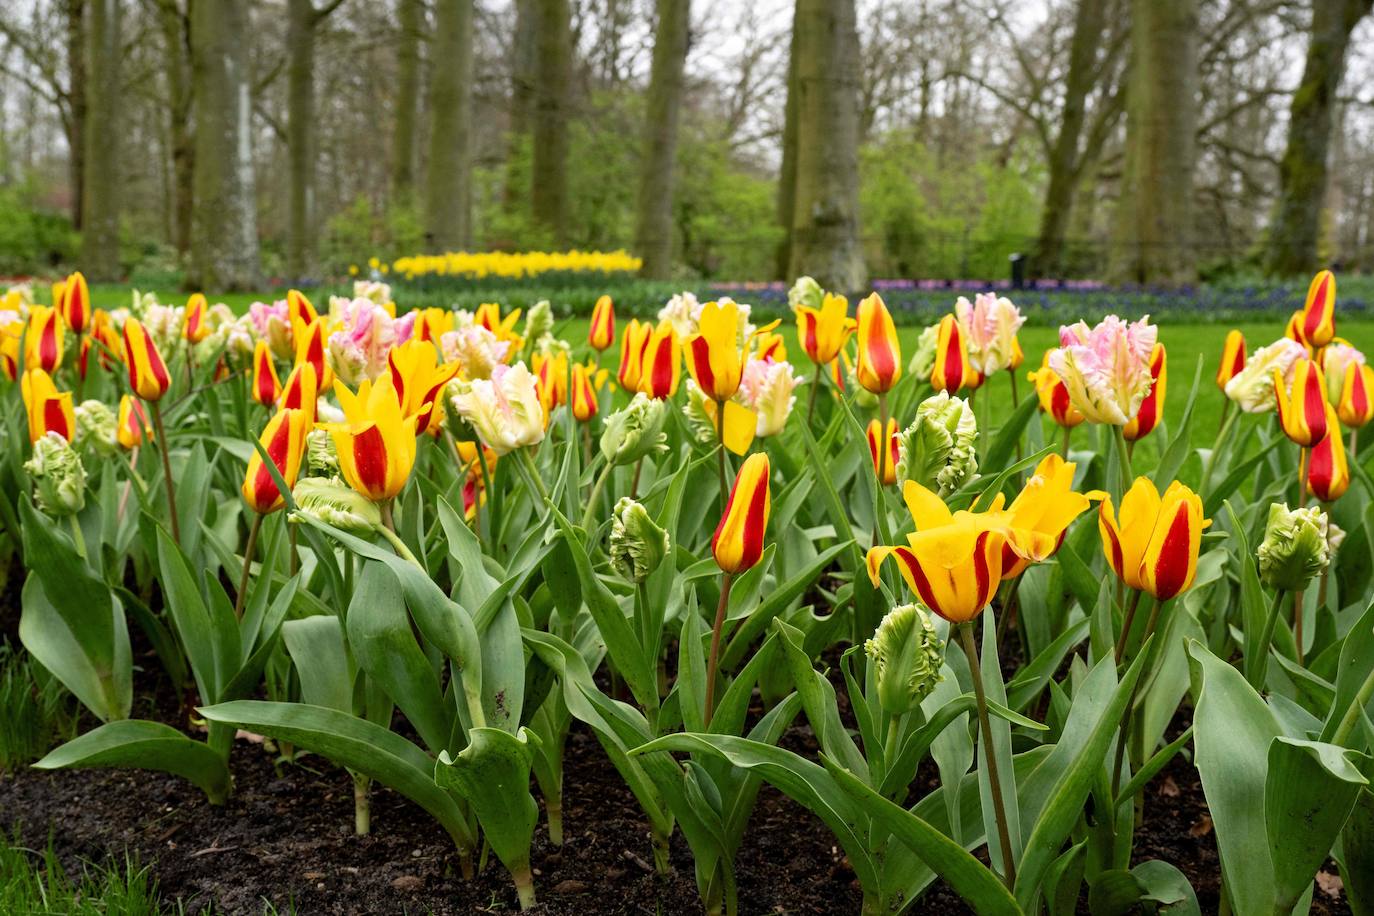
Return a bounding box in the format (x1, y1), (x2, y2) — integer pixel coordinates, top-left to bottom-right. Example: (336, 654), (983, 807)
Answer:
(1133, 860), (1200, 915)
(983, 391), (1041, 476)
(35, 720), (230, 804)
(19, 576), (131, 722)
(156, 526), (239, 704)
(721, 541), (851, 669)
(282, 616), (354, 712)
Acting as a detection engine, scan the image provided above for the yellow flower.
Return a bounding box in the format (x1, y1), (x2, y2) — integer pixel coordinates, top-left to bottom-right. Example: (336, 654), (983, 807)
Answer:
(322, 376), (418, 501)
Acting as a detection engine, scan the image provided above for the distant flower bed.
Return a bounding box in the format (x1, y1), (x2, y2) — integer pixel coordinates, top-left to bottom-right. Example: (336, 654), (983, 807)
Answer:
(374, 250), (643, 286)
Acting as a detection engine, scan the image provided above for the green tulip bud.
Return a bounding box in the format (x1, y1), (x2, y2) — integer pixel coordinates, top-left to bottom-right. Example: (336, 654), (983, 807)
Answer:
(788, 276), (824, 313)
(908, 323), (940, 381)
(865, 604), (944, 715)
(1258, 503), (1329, 592)
(897, 392), (979, 495)
(608, 497), (670, 582)
(524, 299), (553, 345)
(24, 432), (87, 517)
(292, 476), (382, 534)
(1328, 521), (1346, 555)
(73, 399), (119, 456)
(601, 393), (669, 466)
(305, 427), (340, 476)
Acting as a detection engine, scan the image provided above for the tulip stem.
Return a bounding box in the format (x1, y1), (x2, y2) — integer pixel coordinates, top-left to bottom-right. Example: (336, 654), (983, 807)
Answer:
(807, 363), (823, 425)
(1061, 426), (1071, 460)
(1296, 446), (1309, 508)
(1350, 427), (1358, 461)
(1112, 425), (1133, 501)
(957, 622), (1017, 889)
(1111, 596), (1164, 798)
(1331, 658), (1374, 747)
(1248, 588), (1288, 690)
(580, 461), (614, 532)
(519, 447), (551, 504)
(714, 398), (729, 509)
(872, 392), (892, 548)
(1114, 589), (1143, 665)
(1199, 402), (1239, 500)
(1293, 590), (1305, 665)
(233, 512), (264, 620)
(67, 514), (87, 561)
(149, 400), (180, 547)
(1008, 370), (1023, 463)
(630, 456), (643, 499)
(703, 572), (735, 729)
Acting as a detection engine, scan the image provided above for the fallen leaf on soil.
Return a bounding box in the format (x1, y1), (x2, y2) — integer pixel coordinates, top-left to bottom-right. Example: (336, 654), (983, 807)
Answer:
(553, 880), (589, 894)
(1188, 815), (1213, 838)
(303, 871), (325, 880)
(1158, 776), (1179, 798)
(1316, 871), (1343, 898)
(391, 875), (423, 892)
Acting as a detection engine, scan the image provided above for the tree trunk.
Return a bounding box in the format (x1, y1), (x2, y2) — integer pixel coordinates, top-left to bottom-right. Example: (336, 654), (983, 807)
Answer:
(503, 0), (538, 211)
(392, 0), (423, 199)
(158, 0), (193, 255)
(531, 0), (571, 247)
(1033, 0), (1108, 278)
(786, 0), (865, 293)
(633, 0), (690, 279)
(287, 0), (317, 279)
(189, 0), (260, 291)
(66, 0), (87, 231)
(80, 0), (120, 280)
(1111, 0), (1198, 285)
(774, 23), (799, 280)
(1264, 0), (1371, 276)
(425, 0), (473, 252)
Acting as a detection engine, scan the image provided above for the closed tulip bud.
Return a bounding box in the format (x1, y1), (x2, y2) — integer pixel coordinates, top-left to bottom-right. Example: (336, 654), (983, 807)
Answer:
(25, 306), (65, 373)
(287, 289), (318, 327)
(524, 299), (553, 345)
(21, 368), (75, 444)
(787, 276), (824, 313)
(1224, 338), (1307, 413)
(609, 497), (670, 582)
(1322, 341), (1362, 398)
(1099, 478), (1210, 601)
(896, 392), (978, 496)
(117, 395), (150, 449)
(618, 319), (651, 390)
(1300, 270), (1336, 348)
(865, 604), (944, 715)
(278, 362), (319, 424)
(60, 271), (90, 334)
(73, 399), (119, 456)
(712, 452), (771, 574)
(600, 393), (669, 466)
(323, 377), (419, 501)
(1308, 409), (1350, 502)
(306, 427), (340, 475)
(183, 293), (209, 343)
(855, 293), (901, 393)
(795, 292), (855, 366)
(867, 417), (899, 485)
(122, 317), (171, 402)
(446, 363), (546, 456)
(292, 476), (383, 534)
(571, 363), (599, 422)
(930, 314), (983, 392)
(1029, 351), (1085, 428)
(1123, 343), (1166, 442)
(24, 431), (86, 517)
(1274, 358), (1329, 447)
(242, 409), (309, 514)
(1337, 362), (1374, 428)
(1216, 330), (1246, 390)
(1328, 521), (1347, 555)
(908, 323), (939, 381)
(1285, 310), (1308, 348)
(1008, 336), (1024, 371)
(638, 322), (681, 399)
(1258, 503), (1329, 592)
(252, 340), (282, 406)
(589, 295), (615, 351)
(293, 316), (332, 389)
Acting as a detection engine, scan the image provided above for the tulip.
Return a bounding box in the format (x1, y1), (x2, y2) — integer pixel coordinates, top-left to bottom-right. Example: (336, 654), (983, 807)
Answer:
(324, 376), (419, 505)
(252, 340), (282, 406)
(25, 306), (65, 373)
(618, 319), (651, 390)
(867, 417), (899, 486)
(855, 293), (901, 394)
(1337, 362), (1374, 429)
(532, 348), (569, 415)
(388, 339), (459, 432)
(522, 299), (553, 345)
(278, 362), (319, 424)
(1308, 409), (1349, 503)
(287, 288), (318, 327)
(1098, 478), (1209, 601)
(1123, 343), (1166, 442)
(242, 408), (309, 515)
(1224, 337), (1307, 413)
(122, 317), (172, 402)
(21, 369), (75, 443)
(1216, 330), (1246, 390)
(73, 399), (118, 455)
(293, 476), (383, 534)
(908, 323), (939, 382)
(828, 353), (848, 394)
(737, 357), (801, 438)
(1258, 503), (1329, 593)
(1008, 336), (1024, 371)
(1300, 269), (1336, 348)
(293, 317), (333, 389)
(250, 299), (295, 359)
(998, 454), (1099, 579)
(685, 382), (757, 457)
(589, 295), (615, 352)
(683, 299), (755, 401)
(608, 497), (670, 583)
(1028, 352), (1084, 430)
(414, 307), (454, 345)
(638, 322), (680, 399)
(25, 432), (86, 519)
(795, 292), (855, 366)
(60, 271), (90, 335)
(183, 293), (210, 344)
(601, 394), (669, 467)
(571, 363), (599, 422)
(1274, 358), (1329, 447)
(865, 604), (945, 715)
(1322, 341), (1364, 399)
(1048, 315), (1157, 426)
(328, 298), (397, 386)
(442, 323), (510, 380)
(954, 293), (1025, 376)
(446, 363), (547, 456)
(788, 276), (824, 313)
(1285, 310), (1308, 349)
(930, 314), (982, 393)
(91, 310), (122, 370)
(77, 336), (93, 382)
(895, 392), (978, 495)
(117, 394), (150, 449)
(754, 331), (786, 363)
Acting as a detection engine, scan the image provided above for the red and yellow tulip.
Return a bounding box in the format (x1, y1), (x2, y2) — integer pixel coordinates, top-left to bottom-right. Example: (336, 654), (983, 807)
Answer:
(855, 293), (901, 394)
(754, 331), (787, 363)
(1337, 363), (1374, 428)
(323, 377), (419, 502)
(997, 454), (1100, 579)
(866, 417), (898, 486)
(571, 363), (599, 422)
(1029, 352), (1085, 428)
(618, 319), (651, 391)
(242, 408), (309, 515)
(1274, 358), (1329, 447)
(683, 299), (777, 402)
(712, 452), (771, 574)
(278, 362), (319, 424)
(589, 295), (615, 352)
(287, 289), (318, 327)
(1123, 343), (1166, 442)
(533, 349), (569, 416)
(117, 394), (151, 449)
(1300, 270), (1336, 348)
(1216, 330), (1245, 390)
(638, 322), (680, 399)
(252, 340), (282, 406)
(795, 292), (855, 366)
(930, 314), (982, 393)
(21, 369), (75, 443)
(388, 339), (458, 432)
(293, 317), (333, 390)
(1099, 479), (1209, 601)
(1308, 410), (1350, 503)
(59, 271), (90, 335)
(25, 306), (65, 373)
(122, 317), (172, 402)
(183, 293), (210, 344)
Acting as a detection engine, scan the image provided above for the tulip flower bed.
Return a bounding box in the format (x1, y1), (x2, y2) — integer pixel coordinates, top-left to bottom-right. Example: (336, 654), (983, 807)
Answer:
(1, 271), (1373, 915)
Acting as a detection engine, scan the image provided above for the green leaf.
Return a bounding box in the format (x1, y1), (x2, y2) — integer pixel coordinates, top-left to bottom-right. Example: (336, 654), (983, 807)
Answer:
(1054, 540), (1101, 616)
(1320, 602), (1374, 743)
(35, 720), (230, 804)
(1154, 355), (1203, 487)
(156, 525), (239, 704)
(19, 576), (131, 722)
(983, 390), (1041, 475)
(282, 616), (354, 712)
(1006, 617), (1089, 711)
(720, 541), (852, 669)
(1087, 869), (1144, 916)
(200, 700), (476, 852)
(1340, 787), (1374, 914)
(1133, 860), (1200, 915)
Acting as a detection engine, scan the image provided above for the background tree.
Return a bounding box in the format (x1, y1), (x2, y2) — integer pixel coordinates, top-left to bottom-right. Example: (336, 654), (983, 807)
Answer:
(425, 0), (474, 252)
(80, 0), (120, 280)
(391, 0), (423, 201)
(531, 0), (571, 246)
(287, 0), (349, 279)
(633, 0), (690, 279)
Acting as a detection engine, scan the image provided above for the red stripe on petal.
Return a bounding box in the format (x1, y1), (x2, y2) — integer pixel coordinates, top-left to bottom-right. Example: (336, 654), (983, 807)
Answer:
(352, 425), (389, 497)
(689, 336), (717, 396)
(1148, 506), (1192, 600)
